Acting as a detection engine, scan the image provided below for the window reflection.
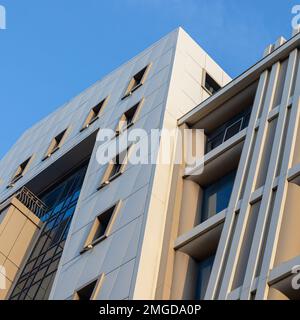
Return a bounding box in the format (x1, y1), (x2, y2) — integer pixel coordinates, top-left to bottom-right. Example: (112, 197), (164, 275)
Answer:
(200, 170), (236, 223)
(10, 163), (88, 300)
(195, 255), (215, 300)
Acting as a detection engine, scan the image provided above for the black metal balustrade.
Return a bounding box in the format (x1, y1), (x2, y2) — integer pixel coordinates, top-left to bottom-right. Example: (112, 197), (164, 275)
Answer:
(206, 109), (251, 153)
(15, 186), (49, 219)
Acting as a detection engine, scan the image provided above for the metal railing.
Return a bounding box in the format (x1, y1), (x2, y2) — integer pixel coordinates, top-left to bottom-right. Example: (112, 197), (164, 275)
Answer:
(15, 187), (49, 219)
(206, 109), (251, 153)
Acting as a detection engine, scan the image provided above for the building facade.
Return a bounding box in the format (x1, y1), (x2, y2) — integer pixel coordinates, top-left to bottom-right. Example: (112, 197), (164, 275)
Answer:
(158, 28), (300, 300)
(0, 28), (230, 300)
(1, 26), (300, 301)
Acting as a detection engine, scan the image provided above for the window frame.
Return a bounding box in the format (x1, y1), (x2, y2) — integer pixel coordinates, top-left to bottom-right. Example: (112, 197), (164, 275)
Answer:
(200, 170), (237, 223)
(9, 163), (89, 300)
(195, 254), (216, 300)
(80, 97), (109, 132)
(98, 145), (133, 190)
(206, 108), (252, 153)
(202, 70), (221, 96)
(122, 64), (152, 100)
(9, 155), (34, 186)
(42, 128), (69, 161)
(82, 201), (122, 253)
(115, 99), (144, 136)
(73, 273), (105, 300)
(223, 118), (243, 142)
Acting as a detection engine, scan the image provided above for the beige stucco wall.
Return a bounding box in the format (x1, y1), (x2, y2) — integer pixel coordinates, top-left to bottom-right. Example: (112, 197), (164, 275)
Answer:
(267, 287), (289, 300)
(274, 183), (300, 266)
(132, 28), (230, 300)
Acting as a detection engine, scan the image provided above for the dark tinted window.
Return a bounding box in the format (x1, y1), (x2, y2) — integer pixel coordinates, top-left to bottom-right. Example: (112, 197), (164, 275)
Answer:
(201, 170), (236, 223)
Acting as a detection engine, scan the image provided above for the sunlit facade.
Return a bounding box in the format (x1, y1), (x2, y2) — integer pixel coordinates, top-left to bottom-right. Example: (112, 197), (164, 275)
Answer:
(1, 27), (300, 301)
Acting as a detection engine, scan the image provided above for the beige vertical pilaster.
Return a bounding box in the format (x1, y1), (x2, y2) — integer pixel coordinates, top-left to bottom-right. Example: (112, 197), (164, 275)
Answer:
(240, 49), (298, 299)
(204, 70), (270, 300)
(256, 50), (300, 300)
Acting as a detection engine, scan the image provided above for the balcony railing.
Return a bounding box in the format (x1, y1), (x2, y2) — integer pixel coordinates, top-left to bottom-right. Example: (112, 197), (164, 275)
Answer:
(15, 186), (49, 219)
(206, 109), (251, 153)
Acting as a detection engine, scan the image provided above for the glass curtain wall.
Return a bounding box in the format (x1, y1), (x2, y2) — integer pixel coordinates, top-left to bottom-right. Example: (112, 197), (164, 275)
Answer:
(10, 163), (88, 300)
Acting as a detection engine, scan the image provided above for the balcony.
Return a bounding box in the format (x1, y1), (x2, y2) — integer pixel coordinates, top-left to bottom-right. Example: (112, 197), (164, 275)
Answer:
(15, 187), (49, 219)
(206, 109), (251, 153)
(0, 187), (45, 299)
(1, 186), (48, 219)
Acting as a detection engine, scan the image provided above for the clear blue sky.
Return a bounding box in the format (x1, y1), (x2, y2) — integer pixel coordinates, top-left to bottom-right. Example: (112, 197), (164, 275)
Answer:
(0, 0), (297, 159)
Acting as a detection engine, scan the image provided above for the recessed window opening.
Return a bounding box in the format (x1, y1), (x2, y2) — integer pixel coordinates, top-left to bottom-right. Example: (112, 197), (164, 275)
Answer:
(43, 129), (68, 160)
(194, 254), (215, 300)
(200, 170), (237, 223)
(82, 203), (121, 252)
(9, 156), (32, 186)
(74, 274), (105, 300)
(109, 153), (123, 179)
(203, 71), (221, 95)
(116, 100), (143, 135)
(81, 98), (108, 131)
(123, 65), (151, 99)
(99, 146), (131, 189)
(76, 280), (97, 300)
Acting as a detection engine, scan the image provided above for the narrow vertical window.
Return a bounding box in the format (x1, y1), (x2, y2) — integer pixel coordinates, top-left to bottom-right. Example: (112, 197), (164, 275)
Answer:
(8, 156), (33, 186)
(74, 274), (105, 300)
(202, 71), (221, 95)
(43, 129), (68, 160)
(81, 97), (109, 131)
(116, 99), (144, 135)
(122, 65), (151, 99)
(82, 202), (121, 252)
(109, 153), (123, 179)
(98, 146), (132, 189)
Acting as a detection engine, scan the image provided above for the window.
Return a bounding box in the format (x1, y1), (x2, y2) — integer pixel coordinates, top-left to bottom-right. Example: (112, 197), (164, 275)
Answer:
(98, 146), (132, 189)
(81, 98), (108, 131)
(74, 274), (105, 300)
(82, 202), (121, 252)
(10, 164), (89, 300)
(9, 156), (33, 186)
(109, 154), (123, 178)
(202, 71), (221, 95)
(195, 255), (215, 300)
(223, 119), (244, 141)
(200, 170), (236, 223)
(43, 129), (68, 160)
(122, 65), (151, 99)
(116, 99), (144, 135)
(206, 109), (251, 153)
